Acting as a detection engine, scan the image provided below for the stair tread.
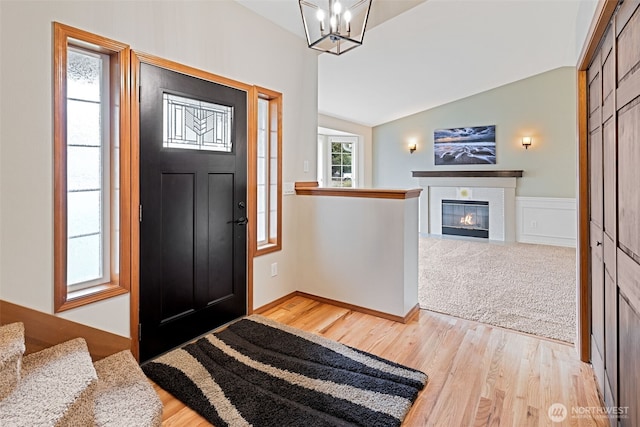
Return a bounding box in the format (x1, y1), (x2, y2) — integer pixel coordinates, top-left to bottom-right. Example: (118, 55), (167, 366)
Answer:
(0, 322), (25, 401)
(94, 350), (162, 427)
(0, 323), (25, 368)
(0, 338), (97, 426)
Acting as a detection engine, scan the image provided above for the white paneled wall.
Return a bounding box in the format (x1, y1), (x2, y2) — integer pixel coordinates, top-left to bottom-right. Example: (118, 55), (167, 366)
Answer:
(515, 197), (576, 247)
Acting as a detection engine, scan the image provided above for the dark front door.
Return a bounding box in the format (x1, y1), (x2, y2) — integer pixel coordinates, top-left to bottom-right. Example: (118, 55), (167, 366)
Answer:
(139, 62), (247, 362)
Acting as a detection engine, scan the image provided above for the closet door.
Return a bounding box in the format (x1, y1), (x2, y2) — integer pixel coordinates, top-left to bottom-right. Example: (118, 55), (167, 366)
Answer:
(615, 1), (640, 425)
(587, 47), (605, 396)
(600, 25), (617, 410)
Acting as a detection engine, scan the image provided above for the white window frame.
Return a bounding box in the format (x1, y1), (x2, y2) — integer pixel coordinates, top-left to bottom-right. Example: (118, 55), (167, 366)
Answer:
(66, 46), (112, 293)
(322, 136), (359, 188)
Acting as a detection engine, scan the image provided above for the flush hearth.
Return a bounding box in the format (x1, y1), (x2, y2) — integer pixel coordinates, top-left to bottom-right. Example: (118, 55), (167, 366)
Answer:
(441, 199), (489, 239)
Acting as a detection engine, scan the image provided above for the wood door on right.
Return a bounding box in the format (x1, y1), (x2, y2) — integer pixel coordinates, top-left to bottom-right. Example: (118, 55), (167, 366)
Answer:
(587, 1), (640, 426)
(615, 1), (640, 425)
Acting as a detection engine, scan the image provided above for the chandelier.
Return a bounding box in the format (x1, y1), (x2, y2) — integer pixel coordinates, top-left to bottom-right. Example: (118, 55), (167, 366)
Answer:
(299, 0), (372, 55)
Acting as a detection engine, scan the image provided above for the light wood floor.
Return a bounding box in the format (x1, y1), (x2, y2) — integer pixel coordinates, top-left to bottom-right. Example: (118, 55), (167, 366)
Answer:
(152, 296), (608, 427)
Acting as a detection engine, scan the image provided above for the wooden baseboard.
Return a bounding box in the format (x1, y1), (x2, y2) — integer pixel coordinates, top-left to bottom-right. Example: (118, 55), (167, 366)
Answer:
(253, 292), (299, 314)
(255, 291), (419, 324)
(403, 303), (420, 323)
(0, 300), (131, 361)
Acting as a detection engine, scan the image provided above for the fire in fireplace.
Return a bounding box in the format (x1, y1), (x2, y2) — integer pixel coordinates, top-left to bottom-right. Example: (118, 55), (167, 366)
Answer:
(441, 199), (489, 238)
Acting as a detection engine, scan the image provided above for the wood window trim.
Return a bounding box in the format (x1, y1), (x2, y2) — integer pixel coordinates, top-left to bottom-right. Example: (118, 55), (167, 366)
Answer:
(250, 86), (283, 258)
(53, 22), (131, 313)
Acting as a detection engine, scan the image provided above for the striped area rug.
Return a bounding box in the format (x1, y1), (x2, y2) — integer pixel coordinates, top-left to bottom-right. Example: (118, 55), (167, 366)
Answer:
(143, 315), (427, 427)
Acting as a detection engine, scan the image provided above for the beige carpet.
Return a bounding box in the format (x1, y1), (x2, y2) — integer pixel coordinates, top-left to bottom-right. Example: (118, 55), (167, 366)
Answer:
(419, 236), (576, 343)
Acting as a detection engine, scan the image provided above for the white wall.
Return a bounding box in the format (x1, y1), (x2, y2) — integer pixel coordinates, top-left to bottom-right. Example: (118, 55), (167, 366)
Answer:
(0, 2), (3, 309)
(575, 0), (599, 59)
(0, 1), (318, 336)
(319, 0), (586, 127)
(297, 195), (419, 317)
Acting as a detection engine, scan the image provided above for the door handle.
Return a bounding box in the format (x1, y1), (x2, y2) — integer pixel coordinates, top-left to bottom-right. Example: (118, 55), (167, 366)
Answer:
(596, 241), (602, 246)
(228, 216), (248, 226)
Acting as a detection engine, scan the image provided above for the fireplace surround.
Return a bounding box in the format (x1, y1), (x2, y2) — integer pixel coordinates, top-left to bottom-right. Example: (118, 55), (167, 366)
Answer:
(413, 170), (522, 241)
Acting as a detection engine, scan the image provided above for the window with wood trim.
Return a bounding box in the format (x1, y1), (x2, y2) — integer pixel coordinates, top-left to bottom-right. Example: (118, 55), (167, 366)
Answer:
(251, 87), (282, 256)
(53, 23), (131, 312)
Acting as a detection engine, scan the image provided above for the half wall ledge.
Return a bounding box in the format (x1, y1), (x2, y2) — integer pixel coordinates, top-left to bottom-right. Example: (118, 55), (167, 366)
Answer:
(294, 181), (422, 199)
(412, 170), (523, 178)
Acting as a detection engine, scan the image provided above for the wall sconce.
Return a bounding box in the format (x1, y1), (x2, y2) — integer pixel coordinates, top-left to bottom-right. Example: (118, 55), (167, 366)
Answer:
(522, 136), (532, 150)
(408, 140), (417, 154)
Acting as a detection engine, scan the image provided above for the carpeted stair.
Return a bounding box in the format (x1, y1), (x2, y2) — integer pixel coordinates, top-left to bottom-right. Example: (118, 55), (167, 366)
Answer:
(0, 323), (25, 400)
(94, 350), (163, 427)
(0, 322), (162, 426)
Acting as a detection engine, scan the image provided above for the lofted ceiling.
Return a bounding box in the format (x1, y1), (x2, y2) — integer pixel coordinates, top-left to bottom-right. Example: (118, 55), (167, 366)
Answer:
(236, 0), (598, 127)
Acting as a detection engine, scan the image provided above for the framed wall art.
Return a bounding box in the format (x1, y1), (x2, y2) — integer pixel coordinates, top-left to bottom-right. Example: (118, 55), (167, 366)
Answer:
(434, 125), (496, 165)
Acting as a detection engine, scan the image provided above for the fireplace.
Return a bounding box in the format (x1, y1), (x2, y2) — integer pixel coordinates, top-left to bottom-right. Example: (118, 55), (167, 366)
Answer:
(441, 199), (489, 238)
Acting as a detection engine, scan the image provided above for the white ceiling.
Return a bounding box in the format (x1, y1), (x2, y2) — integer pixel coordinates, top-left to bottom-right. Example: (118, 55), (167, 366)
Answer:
(236, 0), (598, 127)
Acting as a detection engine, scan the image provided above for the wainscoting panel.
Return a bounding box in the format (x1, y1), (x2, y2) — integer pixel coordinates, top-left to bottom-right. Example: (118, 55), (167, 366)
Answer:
(515, 197), (576, 247)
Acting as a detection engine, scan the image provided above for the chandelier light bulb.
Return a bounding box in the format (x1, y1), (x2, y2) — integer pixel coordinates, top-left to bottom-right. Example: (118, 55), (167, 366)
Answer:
(330, 15), (337, 32)
(316, 9), (325, 21)
(333, 1), (342, 15)
(343, 10), (351, 33)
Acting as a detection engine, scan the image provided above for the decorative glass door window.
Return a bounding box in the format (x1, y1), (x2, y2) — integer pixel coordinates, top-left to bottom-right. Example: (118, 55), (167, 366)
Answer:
(163, 93), (233, 152)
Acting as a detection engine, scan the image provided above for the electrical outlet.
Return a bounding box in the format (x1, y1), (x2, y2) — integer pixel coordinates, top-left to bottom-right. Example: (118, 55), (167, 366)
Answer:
(531, 220), (538, 229)
(303, 160), (309, 173)
(271, 262), (278, 277)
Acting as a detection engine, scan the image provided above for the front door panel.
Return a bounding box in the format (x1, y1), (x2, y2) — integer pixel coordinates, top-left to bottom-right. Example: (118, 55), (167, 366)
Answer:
(139, 63), (247, 362)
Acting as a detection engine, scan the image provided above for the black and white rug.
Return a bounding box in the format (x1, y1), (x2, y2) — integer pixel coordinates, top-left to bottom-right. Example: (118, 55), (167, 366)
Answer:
(143, 315), (427, 427)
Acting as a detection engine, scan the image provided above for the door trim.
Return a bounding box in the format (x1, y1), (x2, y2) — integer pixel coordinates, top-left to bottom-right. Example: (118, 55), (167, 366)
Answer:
(576, 0), (618, 362)
(130, 51), (254, 360)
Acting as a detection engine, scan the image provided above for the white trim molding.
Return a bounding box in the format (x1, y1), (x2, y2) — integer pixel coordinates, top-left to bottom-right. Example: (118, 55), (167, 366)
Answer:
(515, 197), (576, 247)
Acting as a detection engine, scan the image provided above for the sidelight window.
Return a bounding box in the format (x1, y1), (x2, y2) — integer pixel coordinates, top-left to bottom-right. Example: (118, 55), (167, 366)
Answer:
(66, 47), (112, 289)
(252, 87), (282, 256)
(54, 23), (131, 312)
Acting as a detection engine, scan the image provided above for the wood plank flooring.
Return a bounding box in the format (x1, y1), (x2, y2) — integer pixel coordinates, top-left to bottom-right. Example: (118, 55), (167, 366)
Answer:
(152, 296), (609, 427)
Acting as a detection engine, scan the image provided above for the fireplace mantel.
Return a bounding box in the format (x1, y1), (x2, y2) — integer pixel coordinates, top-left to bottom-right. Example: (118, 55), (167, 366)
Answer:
(412, 170), (523, 178)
